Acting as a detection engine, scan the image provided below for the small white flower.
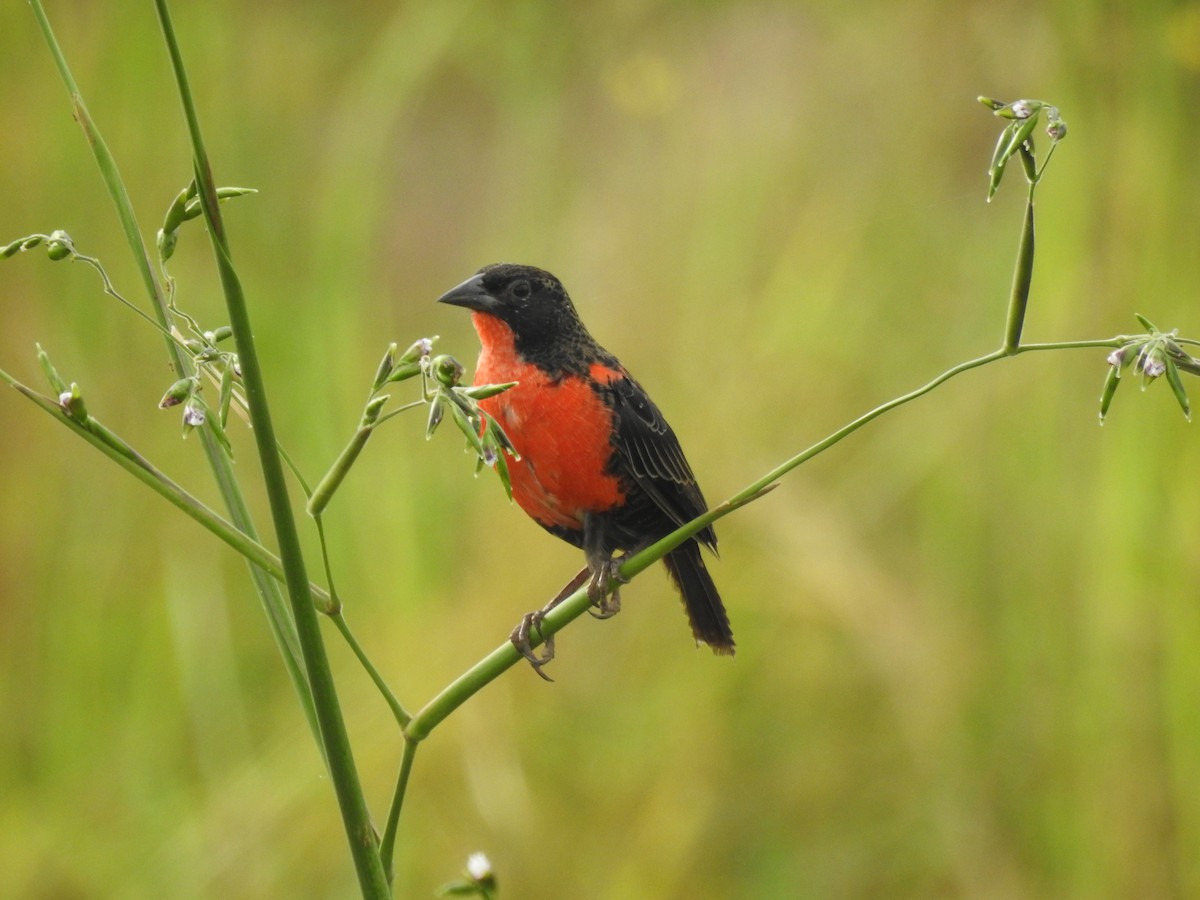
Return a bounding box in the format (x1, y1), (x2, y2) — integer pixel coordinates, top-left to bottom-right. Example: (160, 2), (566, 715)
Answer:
(1010, 99), (1034, 119)
(466, 852), (492, 882)
(183, 403), (206, 428)
(1143, 357), (1166, 379)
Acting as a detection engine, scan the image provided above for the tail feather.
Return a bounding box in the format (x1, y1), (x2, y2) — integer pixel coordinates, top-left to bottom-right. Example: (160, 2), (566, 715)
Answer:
(662, 541), (735, 655)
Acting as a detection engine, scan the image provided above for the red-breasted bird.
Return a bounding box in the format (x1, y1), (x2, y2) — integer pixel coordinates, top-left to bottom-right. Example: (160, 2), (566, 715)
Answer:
(438, 263), (734, 666)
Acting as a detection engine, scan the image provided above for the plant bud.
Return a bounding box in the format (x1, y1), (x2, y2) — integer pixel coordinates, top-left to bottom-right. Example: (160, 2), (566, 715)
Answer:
(158, 377), (194, 409)
(1165, 359), (1191, 421)
(461, 381), (517, 400)
(1045, 110), (1067, 142)
(161, 184), (193, 236)
(372, 343), (397, 390)
(449, 402), (485, 456)
(45, 230), (73, 261)
(425, 396), (445, 439)
(1098, 364), (1120, 423)
(37, 343), (68, 394)
(396, 336), (435, 368)
(386, 361), (424, 383)
(218, 365), (235, 427)
(59, 383), (88, 423)
(1007, 99), (1040, 119)
(157, 228), (178, 261)
(431, 354), (465, 388)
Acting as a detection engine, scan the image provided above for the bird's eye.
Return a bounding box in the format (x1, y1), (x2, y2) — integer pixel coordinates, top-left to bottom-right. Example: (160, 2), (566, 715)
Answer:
(511, 280), (531, 300)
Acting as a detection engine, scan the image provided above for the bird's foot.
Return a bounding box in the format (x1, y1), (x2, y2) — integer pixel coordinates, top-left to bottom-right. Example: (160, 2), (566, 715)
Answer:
(509, 565), (591, 681)
(586, 556), (630, 620)
(510, 610), (555, 682)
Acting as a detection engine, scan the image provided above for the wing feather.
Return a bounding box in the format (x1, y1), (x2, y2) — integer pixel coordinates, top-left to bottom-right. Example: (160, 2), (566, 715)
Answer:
(607, 374), (717, 551)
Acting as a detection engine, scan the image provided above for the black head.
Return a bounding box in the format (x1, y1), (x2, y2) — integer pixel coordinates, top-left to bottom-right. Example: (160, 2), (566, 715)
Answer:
(437, 263), (595, 355)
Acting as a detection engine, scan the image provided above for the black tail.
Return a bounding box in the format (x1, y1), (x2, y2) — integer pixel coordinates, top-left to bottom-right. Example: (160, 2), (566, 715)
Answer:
(662, 540), (735, 655)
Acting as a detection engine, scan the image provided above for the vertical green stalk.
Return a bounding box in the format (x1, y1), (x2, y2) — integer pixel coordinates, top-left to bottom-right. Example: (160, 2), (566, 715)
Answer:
(152, 2), (389, 896)
(1003, 180), (1036, 354)
(27, 0), (319, 747)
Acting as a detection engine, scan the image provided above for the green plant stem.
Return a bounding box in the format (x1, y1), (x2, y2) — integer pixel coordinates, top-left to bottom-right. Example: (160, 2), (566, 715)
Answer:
(28, 0), (318, 746)
(152, 3), (389, 896)
(28, 3), (159, 313)
(303, 467), (412, 723)
(331, 613), (412, 727)
(307, 408), (384, 516)
(380, 738), (420, 881)
(1003, 178), (1037, 354)
(0, 370), (337, 607)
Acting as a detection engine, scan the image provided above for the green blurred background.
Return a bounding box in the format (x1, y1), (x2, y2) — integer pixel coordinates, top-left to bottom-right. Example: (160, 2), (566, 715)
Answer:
(3, 1), (1200, 897)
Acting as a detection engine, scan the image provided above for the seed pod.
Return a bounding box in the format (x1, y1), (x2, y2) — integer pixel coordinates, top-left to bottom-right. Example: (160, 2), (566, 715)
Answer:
(493, 445), (514, 500)
(1098, 364), (1120, 424)
(218, 364), (235, 427)
(396, 337), (435, 368)
(425, 395), (445, 439)
(372, 343), (397, 391)
(36, 344), (68, 394)
(158, 377), (195, 409)
(449, 402), (486, 457)
(387, 361), (424, 384)
(1165, 360), (1191, 421)
(431, 354), (465, 388)
(59, 383), (88, 424)
(461, 381), (517, 400)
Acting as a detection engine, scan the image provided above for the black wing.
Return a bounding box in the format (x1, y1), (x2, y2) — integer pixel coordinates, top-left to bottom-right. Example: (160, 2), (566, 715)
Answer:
(607, 373), (717, 552)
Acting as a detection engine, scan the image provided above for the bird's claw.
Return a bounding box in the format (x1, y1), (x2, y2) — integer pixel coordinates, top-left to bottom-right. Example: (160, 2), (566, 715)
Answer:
(587, 586), (621, 619)
(586, 557), (629, 619)
(509, 566), (590, 681)
(510, 610), (555, 682)
(508, 562), (625, 678)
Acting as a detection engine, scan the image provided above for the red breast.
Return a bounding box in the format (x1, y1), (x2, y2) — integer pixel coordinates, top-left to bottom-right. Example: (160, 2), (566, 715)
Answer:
(471, 311), (625, 531)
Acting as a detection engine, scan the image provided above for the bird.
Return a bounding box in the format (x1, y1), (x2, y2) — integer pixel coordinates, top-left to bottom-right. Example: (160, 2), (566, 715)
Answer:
(438, 263), (734, 672)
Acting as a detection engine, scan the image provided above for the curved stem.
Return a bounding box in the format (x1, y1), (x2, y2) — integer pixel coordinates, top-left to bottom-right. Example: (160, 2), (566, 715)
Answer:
(380, 738), (420, 882)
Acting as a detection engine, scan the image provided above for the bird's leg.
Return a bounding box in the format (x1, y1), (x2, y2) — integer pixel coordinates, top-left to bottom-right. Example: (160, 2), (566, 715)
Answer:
(510, 565), (591, 680)
(582, 513), (630, 620)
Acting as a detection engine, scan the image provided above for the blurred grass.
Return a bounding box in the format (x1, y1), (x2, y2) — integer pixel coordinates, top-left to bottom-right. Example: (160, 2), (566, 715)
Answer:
(2, 1), (1200, 897)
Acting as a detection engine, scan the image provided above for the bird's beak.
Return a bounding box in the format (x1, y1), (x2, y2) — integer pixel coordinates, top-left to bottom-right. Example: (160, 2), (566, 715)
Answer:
(437, 273), (500, 313)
